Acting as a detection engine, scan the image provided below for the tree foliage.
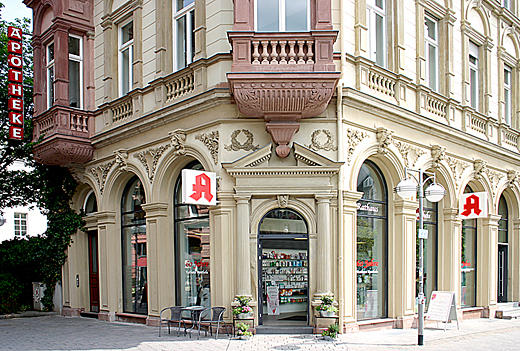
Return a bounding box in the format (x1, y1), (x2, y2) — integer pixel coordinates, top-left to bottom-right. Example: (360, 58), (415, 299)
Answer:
(0, 4), (83, 312)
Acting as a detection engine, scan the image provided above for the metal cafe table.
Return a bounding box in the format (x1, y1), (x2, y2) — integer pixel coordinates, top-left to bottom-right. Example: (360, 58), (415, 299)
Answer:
(181, 306), (205, 337)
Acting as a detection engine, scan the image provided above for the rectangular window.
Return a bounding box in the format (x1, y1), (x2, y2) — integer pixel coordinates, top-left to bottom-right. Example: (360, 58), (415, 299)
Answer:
(425, 14), (439, 92)
(119, 21), (134, 96)
(68, 35), (82, 108)
(46, 43), (55, 108)
(175, 0), (195, 70)
(469, 41), (480, 110)
(503, 0), (511, 11)
(256, 0), (309, 32)
(14, 212), (27, 236)
(504, 65), (512, 126)
(367, 0), (386, 67)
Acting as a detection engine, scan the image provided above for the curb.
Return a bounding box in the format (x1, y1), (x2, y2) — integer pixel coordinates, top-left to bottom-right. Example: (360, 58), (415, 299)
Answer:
(0, 311), (57, 319)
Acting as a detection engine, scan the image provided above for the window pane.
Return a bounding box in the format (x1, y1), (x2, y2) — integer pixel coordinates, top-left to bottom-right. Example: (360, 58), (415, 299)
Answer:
(69, 60), (80, 108)
(190, 10), (195, 62)
(425, 17), (436, 41)
(428, 44), (437, 91)
(121, 22), (133, 44)
(69, 36), (80, 56)
(375, 0), (384, 10)
(257, 0), (279, 31)
(285, 0), (308, 31)
(177, 0), (194, 10)
(470, 68), (478, 109)
(461, 222), (477, 307)
(177, 15), (187, 69)
(48, 66), (54, 106)
(47, 44), (54, 63)
(122, 48), (130, 95)
(375, 13), (385, 67)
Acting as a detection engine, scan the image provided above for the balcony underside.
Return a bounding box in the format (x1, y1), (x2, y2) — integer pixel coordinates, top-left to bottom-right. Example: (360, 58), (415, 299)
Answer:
(33, 135), (94, 165)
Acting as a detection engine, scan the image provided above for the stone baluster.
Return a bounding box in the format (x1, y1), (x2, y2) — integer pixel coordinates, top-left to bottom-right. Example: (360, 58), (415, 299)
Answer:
(297, 41), (305, 64)
(252, 41), (260, 64)
(279, 40), (287, 64)
(261, 41), (270, 64)
(270, 41), (279, 64)
(306, 41), (314, 64)
(288, 41), (296, 64)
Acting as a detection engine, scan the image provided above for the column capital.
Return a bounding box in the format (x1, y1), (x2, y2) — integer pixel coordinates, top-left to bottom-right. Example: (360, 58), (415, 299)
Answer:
(96, 211), (116, 225)
(443, 207), (460, 219)
(342, 190), (363, 203)
(141, 202), (169, 217)
(315, 193), (334, 202)
(393, 198), (418, 214)
(482, 214), (502, 226)
(234, 194), (251, 203)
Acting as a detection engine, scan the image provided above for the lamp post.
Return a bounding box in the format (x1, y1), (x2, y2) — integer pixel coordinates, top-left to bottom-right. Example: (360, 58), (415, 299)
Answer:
(395, 168), (445, 346)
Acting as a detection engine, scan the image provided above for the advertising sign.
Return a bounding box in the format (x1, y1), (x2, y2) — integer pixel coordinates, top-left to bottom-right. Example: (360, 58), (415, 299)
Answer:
(7, 26), (24, 141)
(267, 285), (279, 315)
(181, 169), (217, 206)
(459, 192), (488, 219)
(426, 291), (460, 330)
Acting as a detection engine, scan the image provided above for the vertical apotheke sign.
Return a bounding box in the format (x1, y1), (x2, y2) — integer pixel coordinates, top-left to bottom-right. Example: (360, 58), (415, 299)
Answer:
(7, 26), (24, 141)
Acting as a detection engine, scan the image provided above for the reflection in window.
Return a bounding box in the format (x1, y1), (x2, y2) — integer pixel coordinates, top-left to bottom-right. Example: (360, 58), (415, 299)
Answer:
(461, 186), (477, 307)
(174, 161), (210, 307)
(256, 0), (308, 32)
(174, 0), (195, 70)
(504, 65), (512, 126)
(119, 21), (134, 96)
(68, 35), (82, 108)
(47, 43), (55, 108)
(259, 208), (308, 235)
(84, 191), (98, 215)
(424, 14), (438, 91)
(469, 41), (480, 110)
(367, 0), (386, 67)
(121, 177), (147, 314)
(356, 161), (387, 320)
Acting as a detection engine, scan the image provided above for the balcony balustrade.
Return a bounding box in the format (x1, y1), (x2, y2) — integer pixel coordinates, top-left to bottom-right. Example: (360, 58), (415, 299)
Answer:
(32, 106), (94, 165)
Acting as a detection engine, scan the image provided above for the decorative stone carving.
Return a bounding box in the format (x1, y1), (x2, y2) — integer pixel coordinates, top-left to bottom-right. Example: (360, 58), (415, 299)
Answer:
(346, 128), (368, 165)
(307, 129), (337, 152)
(485, 168), (504, 198)
(447, 156), (467, 191)
(507, 170), (519, 188)
(169, 129), (187, 156)
(69, 166), (86, 184)
(135, 144), (171, 183)
(114, 149), (129, 170)
(376, 128), (393, 155)
(196, 131), (219, 164)
(430, 145), (446, 169)
(277, 195), (289, 208)
(89, 160), (115, 195)
(225, 129), (259, 152)
(473, 159), (487, 181)
(394, 140), (425, 168)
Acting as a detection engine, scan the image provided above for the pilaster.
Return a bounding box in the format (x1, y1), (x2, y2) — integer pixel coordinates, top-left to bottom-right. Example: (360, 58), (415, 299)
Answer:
(511, 219), (520, 301)
(478, 214), (501, 317)
(235, 195), (252, 297)
(438, 208), (462, 306)
(96, 211), (118, 319)
(315, 194), (334, 296)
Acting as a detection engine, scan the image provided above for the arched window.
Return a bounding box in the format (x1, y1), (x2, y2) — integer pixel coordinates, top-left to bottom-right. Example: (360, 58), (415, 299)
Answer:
(121, 176), (147, 314)
(259, 208), (308, 236)
(461, 185), (477, 307)
(498, 195), (509, 302)
(174, 161), (210, 307)
(84, 190), (98, 215)
(356, 161), (387, 320)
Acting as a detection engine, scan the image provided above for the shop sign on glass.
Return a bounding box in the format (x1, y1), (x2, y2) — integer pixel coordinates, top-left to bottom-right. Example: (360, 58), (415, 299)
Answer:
(459, 192), (487, 219)
(181, 169), (217, 206)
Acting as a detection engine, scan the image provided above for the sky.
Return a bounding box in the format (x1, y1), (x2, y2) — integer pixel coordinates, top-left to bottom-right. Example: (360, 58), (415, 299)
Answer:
(1, 0), (32, 26)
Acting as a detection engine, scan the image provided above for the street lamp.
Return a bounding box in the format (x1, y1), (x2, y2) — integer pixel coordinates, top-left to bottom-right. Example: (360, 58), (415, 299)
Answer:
(395, 168), (445, 346)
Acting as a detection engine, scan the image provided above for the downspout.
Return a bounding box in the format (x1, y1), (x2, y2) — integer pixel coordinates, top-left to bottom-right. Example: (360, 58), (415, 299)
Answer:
(337, 0), (347, 334)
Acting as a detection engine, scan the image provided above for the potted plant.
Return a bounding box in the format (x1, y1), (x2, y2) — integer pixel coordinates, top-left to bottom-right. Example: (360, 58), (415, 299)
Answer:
(232, 296), (253, 319)
(321, 323), (339, 341)
(236, 322), (253, 340)
(316, 295), (338, 317)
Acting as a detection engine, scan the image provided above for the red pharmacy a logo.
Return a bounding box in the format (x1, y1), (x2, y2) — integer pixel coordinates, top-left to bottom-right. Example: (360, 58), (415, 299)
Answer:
(190, 173), (213, 202)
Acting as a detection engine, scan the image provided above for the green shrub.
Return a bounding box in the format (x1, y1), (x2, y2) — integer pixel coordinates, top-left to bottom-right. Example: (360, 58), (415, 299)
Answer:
(0, 273), (23, 314)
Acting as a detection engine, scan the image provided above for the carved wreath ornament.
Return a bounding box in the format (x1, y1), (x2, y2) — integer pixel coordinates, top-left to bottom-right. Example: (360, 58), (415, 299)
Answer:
(307, 129), (337, 151)
(225, 129), (259, 152)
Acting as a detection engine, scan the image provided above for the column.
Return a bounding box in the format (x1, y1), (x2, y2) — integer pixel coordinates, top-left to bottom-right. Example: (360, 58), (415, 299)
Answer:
(53, 24), (69, 106)
(478, 214), (500, 317)
(96, 211), (117, 322)
(438, 208), (462, 306)
(315, 194), (333, 296)
(141, 202), (169, 326)
(340, 191), (363, 328)
(235, 195), (251, 297)
(511, 220), (520, 301)
(391, 199), (417, 328)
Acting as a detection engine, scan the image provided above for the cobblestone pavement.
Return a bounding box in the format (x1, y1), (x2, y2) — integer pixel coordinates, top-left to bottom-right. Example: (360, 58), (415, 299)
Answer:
(1, 315), (520, 351)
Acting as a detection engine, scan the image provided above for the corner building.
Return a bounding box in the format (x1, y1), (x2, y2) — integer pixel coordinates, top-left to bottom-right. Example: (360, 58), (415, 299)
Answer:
(25, 0), (520, 331)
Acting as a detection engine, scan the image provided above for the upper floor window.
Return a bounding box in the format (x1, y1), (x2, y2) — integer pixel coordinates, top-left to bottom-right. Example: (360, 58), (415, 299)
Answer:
(503, 0), (512, 11)
(504, 65), (512, 126)
(174, 0), (195, 70)
(68, 35), (83, 108)
(425, 14), (439, 92)
(469, 41), (480, 110)
(256, 0), (309, 32)
(367, 0), (386, 67)
(119, 21), (134, 96)
(46, 43), (55, 108)
(14, 212), (27, 236)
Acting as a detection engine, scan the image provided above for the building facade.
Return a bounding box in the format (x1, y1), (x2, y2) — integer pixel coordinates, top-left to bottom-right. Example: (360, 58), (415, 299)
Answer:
(24, 0), (520, 331)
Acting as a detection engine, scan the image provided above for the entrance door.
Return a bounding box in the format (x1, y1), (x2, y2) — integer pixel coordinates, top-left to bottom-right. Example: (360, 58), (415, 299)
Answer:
(257, 208), (309, 326)
(88, 231), (100, 313)
(498, 244), (508, 303)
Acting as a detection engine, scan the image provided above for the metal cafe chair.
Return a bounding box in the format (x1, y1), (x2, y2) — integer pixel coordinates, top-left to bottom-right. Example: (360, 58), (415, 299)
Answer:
(197, 307), (226, 339)
(158, 306), (184, 337)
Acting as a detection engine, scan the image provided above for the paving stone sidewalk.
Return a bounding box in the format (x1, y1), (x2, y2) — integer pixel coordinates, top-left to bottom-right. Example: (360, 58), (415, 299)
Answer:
(1, 315), (519, 351)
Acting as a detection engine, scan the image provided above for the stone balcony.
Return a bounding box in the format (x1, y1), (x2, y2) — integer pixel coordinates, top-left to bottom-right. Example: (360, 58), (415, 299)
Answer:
(227, 31), (340, 157)
(32, 106), (94, 165)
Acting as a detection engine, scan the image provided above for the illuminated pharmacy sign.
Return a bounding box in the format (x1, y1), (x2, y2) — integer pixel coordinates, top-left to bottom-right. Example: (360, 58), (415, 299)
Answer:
(7, 26), (24, 141)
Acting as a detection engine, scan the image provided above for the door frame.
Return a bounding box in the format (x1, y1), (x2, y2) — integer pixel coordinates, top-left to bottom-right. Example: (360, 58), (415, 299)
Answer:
(87, 231), (100, 313)
(498, 243), (508, 303)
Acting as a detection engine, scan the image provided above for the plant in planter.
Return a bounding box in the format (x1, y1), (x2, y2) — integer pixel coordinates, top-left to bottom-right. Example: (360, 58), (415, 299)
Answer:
(236, 322), (253, 340)
(316, 295), (338, 317)
(232, 296), (253, 319)
(321, 323), (339, 341)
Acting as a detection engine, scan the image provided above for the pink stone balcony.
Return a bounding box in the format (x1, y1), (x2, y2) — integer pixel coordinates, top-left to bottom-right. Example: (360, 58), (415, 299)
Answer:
(227, 31), (340, 157)
(33, 106), (94, 165)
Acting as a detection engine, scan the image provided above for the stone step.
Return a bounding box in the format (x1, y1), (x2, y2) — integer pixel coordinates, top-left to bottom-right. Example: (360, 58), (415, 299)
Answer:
(255, 325), (314, 334)
(495, 308), (520, 320)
